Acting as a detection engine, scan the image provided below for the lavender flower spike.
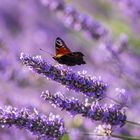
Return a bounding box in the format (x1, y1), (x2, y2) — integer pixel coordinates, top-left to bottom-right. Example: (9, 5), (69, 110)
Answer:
(20, 53), (107, 99)
(40, 0), (108, 39)
(41, 91), (126, 127)
(0, 106), (66, 140)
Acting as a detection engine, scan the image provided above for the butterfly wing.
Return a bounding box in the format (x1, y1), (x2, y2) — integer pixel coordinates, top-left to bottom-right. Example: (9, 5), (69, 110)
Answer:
(53, 37), (86, 66)
(55, 37), (71, 56)
(70, 52), (86, 65)
(56, 52), (86, 66)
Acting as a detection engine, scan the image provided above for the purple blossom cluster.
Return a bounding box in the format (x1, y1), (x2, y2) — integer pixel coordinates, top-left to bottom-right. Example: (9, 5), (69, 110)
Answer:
(40, 0), (107, 39)
(41, 90), (126, 127)
(0, 106), (66, 140)
(20, 53), (107, 99)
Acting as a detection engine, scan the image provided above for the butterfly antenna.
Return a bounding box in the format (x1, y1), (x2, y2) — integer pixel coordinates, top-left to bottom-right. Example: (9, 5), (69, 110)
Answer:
(39, 48), (53, 57)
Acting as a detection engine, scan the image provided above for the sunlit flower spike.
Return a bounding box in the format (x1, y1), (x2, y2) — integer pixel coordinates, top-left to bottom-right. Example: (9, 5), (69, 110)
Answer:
(20, 53), (108, 99)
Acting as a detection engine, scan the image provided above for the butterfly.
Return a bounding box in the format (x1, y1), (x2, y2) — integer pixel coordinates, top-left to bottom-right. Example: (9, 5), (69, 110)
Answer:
(52, 37), (86, 66)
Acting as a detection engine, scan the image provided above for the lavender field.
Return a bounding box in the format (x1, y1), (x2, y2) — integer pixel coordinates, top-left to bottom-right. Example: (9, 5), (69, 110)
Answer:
(0, 0), (140, 140)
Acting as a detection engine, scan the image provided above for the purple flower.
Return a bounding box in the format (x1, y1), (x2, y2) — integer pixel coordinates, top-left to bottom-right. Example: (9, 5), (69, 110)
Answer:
(20, 53), (108, 99)
(40, 0), (64, 11)
(40, 0), (107, 39)
(0, 106), (66, 139)
(41, 91), (126, 127)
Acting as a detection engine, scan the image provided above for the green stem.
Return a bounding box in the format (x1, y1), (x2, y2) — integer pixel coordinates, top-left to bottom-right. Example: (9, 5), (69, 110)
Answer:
(126, 120), (140, 126)
(111, 134), (140, 140)
(96, 134), (140, 140)
(66, 132), (140, 140)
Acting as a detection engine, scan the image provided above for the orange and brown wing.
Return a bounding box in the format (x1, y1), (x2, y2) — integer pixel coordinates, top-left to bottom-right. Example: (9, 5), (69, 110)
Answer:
(55, 37), (71, 56)
(53, 37), (86, 66)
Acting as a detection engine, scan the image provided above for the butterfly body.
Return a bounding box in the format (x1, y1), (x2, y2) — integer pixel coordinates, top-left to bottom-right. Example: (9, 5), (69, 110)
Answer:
(53, 37), (86, 66)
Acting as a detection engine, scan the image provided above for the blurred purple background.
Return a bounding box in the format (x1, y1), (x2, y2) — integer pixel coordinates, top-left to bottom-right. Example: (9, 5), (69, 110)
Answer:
(0, 0), (140, 139)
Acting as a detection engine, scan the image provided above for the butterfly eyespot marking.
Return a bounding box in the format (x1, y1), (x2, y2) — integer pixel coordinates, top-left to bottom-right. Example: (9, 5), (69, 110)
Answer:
(56, 39), (63, 47)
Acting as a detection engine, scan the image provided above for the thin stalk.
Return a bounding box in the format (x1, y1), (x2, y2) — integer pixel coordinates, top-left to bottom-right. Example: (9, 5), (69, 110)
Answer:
(96, 134), (140, 140)
(111, 134), (140, 140)
(66, 132), (140, 140)
(126, 120), (140, 126)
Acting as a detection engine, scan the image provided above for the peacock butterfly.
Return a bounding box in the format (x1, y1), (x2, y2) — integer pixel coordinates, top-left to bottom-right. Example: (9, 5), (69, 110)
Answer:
(52, 37), (86, 66)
